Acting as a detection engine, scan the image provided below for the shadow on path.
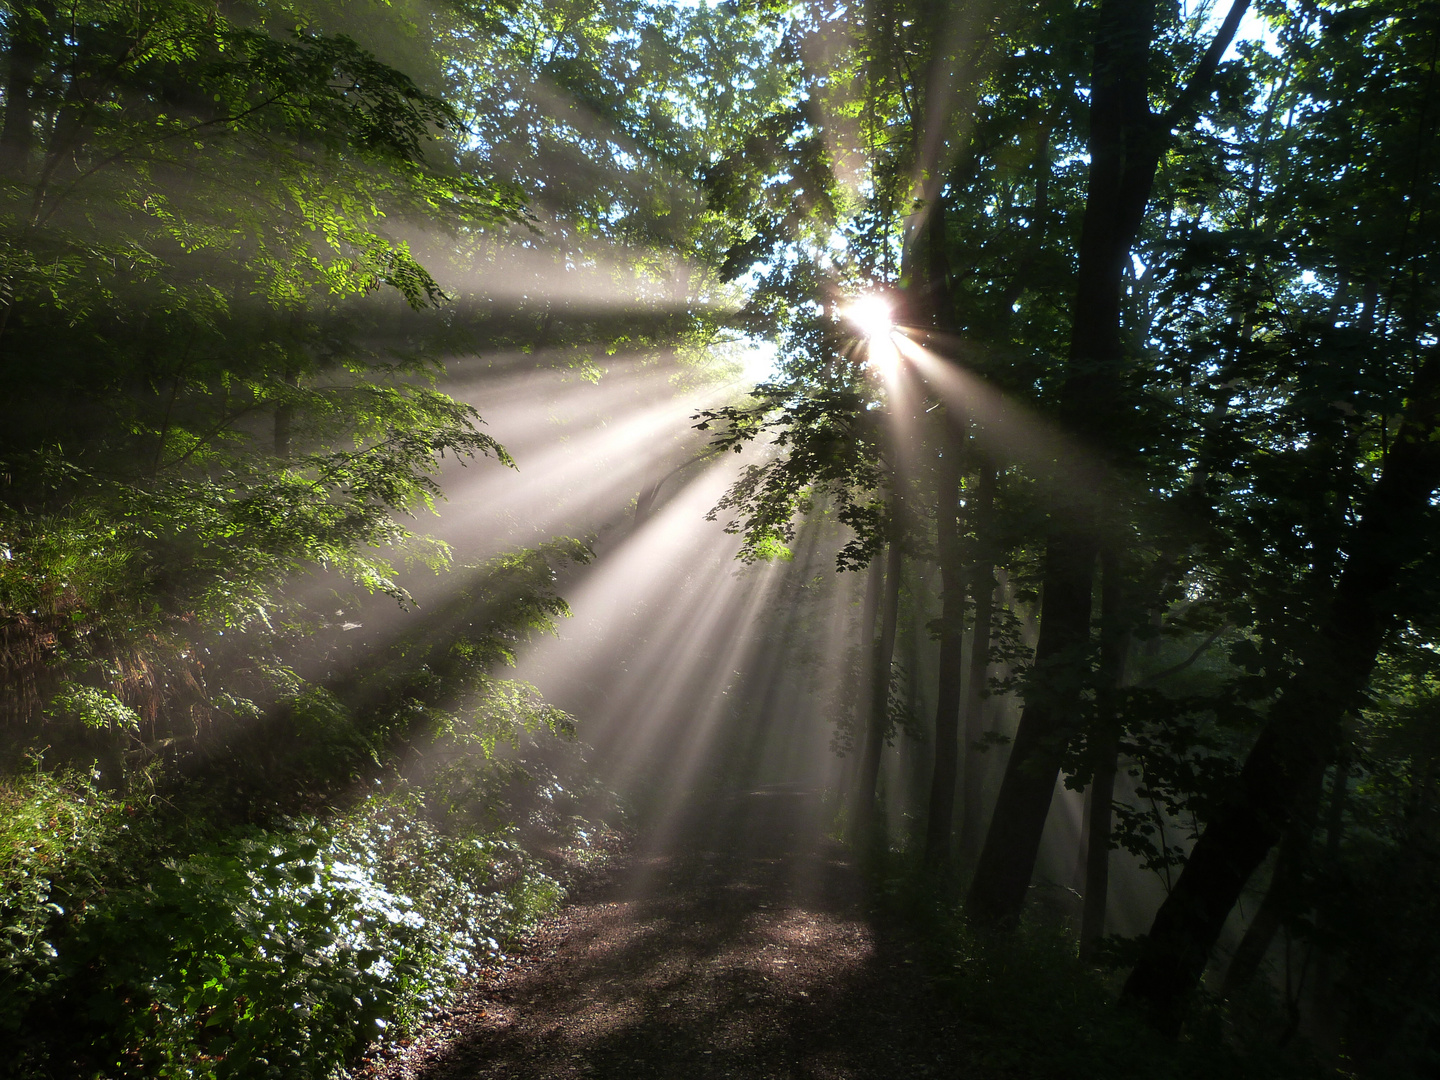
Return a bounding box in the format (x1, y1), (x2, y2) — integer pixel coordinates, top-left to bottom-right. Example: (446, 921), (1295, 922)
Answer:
(369, 785), (962, 1079)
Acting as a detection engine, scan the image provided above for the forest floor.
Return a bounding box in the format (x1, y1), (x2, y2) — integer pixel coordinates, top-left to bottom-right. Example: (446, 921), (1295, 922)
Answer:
(355, 784), (966, 1079)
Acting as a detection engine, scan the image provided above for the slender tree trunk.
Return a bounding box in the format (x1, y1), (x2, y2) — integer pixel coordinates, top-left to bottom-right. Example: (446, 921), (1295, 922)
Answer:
(1080, 549), (1129, 959)
(964, 0), (1155, 928)
(1311, 750), (1350, 1035)
(959, 456), (998, 862)
(966, 528), (1099, 925)
(924, 407), (966, 867)
(841, 553), (886, 807)
(1121, 355), (1440, 1035)
(920, 181), (967, 869)
(274, 394), (295, 459)
(855, 507), (904, 837)
(1, 0), (53, 175)
(1220, 828), (1306, 999)
(1221, 689), (1350, 998)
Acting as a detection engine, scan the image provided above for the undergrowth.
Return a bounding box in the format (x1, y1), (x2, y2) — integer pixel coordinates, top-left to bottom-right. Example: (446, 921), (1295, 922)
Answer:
(865, 852), (1323, 1080)
(1, 747), (622, 1079)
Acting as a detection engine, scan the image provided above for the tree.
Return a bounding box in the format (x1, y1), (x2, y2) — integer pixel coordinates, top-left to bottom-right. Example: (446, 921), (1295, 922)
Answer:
(964, 0), (1252, 929)
(1120, 0), (1440, 1031)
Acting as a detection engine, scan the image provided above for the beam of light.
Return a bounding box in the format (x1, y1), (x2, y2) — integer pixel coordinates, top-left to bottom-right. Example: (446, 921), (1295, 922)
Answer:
(501, 453), (864, 851)
(430, 380), (729, 561)
(279, 352), (741, 677)
(440, 238), (728, 317)
(890, 331), (1109, 498)
(842, 294), (895, 342)
(865, 332), (903, 383)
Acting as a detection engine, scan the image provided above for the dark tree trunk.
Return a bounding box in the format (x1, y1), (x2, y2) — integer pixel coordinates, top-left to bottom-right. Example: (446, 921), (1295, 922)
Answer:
(966, 527), (1099, 925)
(964, 0), (1156, 928)
(958, 457), (998, 863)
(920, 184), (967, 869)
(1080, 549), (1129, 959)
(855, 512), (904, 836)
(841, 553), (886, 807)
(1, 0), (53, 175)
(1220, 828), (1307, 999)
(273, 361), (300, 458)
(964, 0), (1249, 929)
(1311, 750), (1350, 1034)
(1079, 731), (1118, 958)
(924, 406), (966, 868)
(1121, 356), (1440, 1035)
(1220, 735), (1351, 1001)
(274, 400), (295, 459)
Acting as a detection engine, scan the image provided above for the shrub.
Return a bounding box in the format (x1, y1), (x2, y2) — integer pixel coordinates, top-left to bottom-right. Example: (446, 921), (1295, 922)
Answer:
(0, 768), (145, 1042)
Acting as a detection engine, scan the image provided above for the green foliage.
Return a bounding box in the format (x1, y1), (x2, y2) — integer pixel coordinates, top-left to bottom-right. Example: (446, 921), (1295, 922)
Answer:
(0, 0), (529, 763)
(73, 827), (422, 1079)
(0, 742), (616, 1079)
(0, 769), (149, 1040)
(699, 385), (888, 570)
(48, 683), (142, 732)
(61, 806), (560, 1079)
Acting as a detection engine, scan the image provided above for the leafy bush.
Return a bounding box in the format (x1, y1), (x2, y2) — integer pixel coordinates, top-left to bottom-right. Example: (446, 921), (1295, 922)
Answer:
(0, 769), (145, 1040)
(1, 525), (611, 1079)
(71, 828), (418, 1079)
(0, 748), (615, 1079)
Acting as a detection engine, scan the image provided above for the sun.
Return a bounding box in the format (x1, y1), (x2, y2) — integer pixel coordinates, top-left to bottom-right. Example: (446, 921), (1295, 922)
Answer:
(842, 294), (894, 341)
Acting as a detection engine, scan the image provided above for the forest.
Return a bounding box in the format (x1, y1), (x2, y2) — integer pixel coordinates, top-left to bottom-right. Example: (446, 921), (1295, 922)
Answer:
(1, 0), (1437, 1075)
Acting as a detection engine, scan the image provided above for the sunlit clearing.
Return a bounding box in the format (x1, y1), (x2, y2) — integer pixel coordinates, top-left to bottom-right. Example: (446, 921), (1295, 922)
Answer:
(842, 294), (894, 340)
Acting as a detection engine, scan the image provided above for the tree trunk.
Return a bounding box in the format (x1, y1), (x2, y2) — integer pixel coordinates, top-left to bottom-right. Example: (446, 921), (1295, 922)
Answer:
(958, 456), (998, 863)
(1220, 828), (1306, 999)
(921, 181), (966, 869)
(855, 509), (904, 837)
(1221, 716), (1350, 1000)
(924, 406), (966, 868)
(1, 1), (53, 175)
(1080, 548), (1129, 959)
(1121, 355), (1440, 1035)
(964, 0), (1155, 928)
(966, 527), (1099, 926)
(1311, 750), (1350, 1037)
(841, 553), (886, 807)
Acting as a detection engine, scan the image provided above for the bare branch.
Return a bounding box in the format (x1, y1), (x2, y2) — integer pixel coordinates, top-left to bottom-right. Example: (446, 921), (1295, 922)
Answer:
(1136, 625), (1232, 687)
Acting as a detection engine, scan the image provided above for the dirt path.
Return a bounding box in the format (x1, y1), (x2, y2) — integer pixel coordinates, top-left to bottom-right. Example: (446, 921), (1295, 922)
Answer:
(361, 785), (964, 1079)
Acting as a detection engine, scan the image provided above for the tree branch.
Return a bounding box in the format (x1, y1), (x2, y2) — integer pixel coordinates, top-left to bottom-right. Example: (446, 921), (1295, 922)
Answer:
(1136, 624), (1232, 687)
(1162, 0), (1252, 131)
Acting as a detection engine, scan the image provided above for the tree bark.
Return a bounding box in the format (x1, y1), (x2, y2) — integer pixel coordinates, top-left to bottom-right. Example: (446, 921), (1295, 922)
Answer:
(924, 405), (966, 867)
(1121, 354), (1440, 1035)
(1310, 750), (1350, 1036)
(1, 1), (53, 175)
(841, 552), (886, 806)
(1220, 827), (1306, 999)
(855, 507), (904, 837)
(966, 527), (1099, 925)
(921, 183), (967, 869)
(957, 457), (997, 863)
(1080, 548), (1129, 959)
